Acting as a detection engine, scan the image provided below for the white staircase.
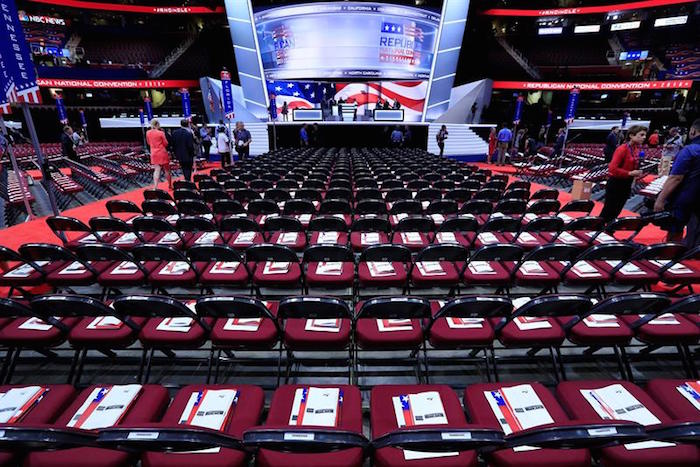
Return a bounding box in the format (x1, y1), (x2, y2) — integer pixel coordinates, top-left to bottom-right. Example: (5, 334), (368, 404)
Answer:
(247, 122), (270, 156)
(427, 124), (488, 158)
(149, 32), (198, 78)
(496, 37), (542, 80)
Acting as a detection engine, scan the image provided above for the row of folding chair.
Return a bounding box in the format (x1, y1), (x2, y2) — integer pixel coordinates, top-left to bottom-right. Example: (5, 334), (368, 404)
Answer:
(0, 294), (697, 385)
(0, 378), (697, 467)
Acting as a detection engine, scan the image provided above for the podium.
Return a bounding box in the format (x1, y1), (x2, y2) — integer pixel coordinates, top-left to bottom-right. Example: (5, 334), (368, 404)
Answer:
(339, 103), (357, 121)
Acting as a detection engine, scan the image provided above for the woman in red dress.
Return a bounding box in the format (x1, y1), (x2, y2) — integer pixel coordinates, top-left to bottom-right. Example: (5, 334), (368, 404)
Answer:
(146, 119), (171, 189)
(487, 127), (497, 164)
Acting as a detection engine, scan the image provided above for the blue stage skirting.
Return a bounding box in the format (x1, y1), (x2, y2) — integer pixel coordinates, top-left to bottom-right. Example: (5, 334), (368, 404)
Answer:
(445, 154), (487, 162)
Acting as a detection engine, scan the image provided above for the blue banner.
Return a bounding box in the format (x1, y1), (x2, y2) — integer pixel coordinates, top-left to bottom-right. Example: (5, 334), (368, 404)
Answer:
(55, 97), (68, 124)
(512, 95), (524, 125)
(564, 88), (580, 124)
(0, 0), (41, 104)
(269, 94), (277, 119)
(139, 108), (145, 126)
(621, 111), (630, 128)
(546, 109), (553, 127)
(180, 88), (191, 120)
(144, 97), (153, 122)
(220, 70), (235, 120)
(79, 109), (87, 127)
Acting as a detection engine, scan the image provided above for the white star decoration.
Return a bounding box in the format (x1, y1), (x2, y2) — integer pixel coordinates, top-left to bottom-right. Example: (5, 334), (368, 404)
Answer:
(293, 91), (299, 96)
(304, 84), (310, 89)
(287, 83), (294, 88)
(275, 86), (282, 92)
(310, 92), (315, 98)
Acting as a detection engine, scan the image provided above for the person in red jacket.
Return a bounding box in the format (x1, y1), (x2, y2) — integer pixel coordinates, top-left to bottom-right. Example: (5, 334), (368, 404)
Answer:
(600, 125), (647, 223)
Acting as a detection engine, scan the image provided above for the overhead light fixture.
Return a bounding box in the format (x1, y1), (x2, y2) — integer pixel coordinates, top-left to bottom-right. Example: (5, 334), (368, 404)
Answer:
(538, 26), (563, 35)
(574, 24), (601, 33)
(654, 15), (688, 27)
(610, 20), (641, 31)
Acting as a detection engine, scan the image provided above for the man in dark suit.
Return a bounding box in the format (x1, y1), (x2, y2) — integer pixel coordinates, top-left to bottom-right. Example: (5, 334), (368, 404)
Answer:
(170, 119), (196, 181)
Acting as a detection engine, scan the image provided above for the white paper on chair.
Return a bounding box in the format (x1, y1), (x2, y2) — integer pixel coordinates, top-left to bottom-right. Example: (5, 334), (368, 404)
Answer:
(233, 232), (257, 244)
(4, 261), (48, 278)
(514, 317), (552, 331)
(297, 214), (312, 223)
(0, 386), (48, 423)
(178, 389), (238, 430)
(113, 232), (138, 245)
(289, 387), (341, 427)
(208, 261), (240, 275)
(484, 384), (554, 452)
(263, 262), (290, 275)
(360, 232), (381, 245)
(649, 260), (693, 275)
(591, 232), (616, 243)
(430, 214), (445, 224)
(277, 232), (299, 245)
(317, 232), (339, 244)
(377, 319), (413, 332)
(605, 261), (645, 276)
(110, 261), (139, 275)
(644, 313), (680, 325)
(392, 214), (408, 223)
(416, 261), (446, 276)
(315, 262), (344, 276)
(571, 261), (601, 278)
(158, 261), (191, 276)
(676, 381), (700, 412)
(367, 261), (395, 277)
(58, 261), (88, 275)
(517, 232), (538, 244)
(583, 314), (620, 328)
(78, 234), (100, 244)
(194, 232), (220, 245)
(157, 232), (181, 244)
(468, 261), (496, 275)
(87, 316), (123, 330)
(18, 317), (54, 331)
(435, 232), (457, 244)
(558, 232), (581, 245)
(520, 261), (547, 276)
(447, 317), (484, 329)
(477, 232), (499, 244)
(305, 318), (341, 333)
(223, 318), (262, 331)
(156, 317), (193, 333)
(391, 391), (457, 459)
(401, 232), (423, 244)
(67, 384), (142, 430)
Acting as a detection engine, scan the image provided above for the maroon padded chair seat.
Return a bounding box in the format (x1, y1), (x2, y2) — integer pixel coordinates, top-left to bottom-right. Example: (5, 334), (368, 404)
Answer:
(555, 316), (634, 346)
(349, 232), (390, 252)
(370, 384), (478, 467)
(183, 232), (229, 250)
(25, 384), (169, 467)
(194, 261), (250, 286)
(144, 261), (198, 285)
(492, 318), (565, 347)
(268, 232), (308, 252)
(472, 232), (511, 249)
(283, 318), (352, 351)
(549, 260), (611, 284)
(428, 301), (494, 349)
(305, 262), (355, 287)
(640, 259), (700, 284)
(0, 384), (77, 467)
(391, 232), (431, 252)
(645, 379), (700, 421)
(504, 261), (560, 286)
(138, 317), (212, 349)
(410, 261), (460, 287)
(250, 262), (302, 287)
(595, 261), (660, 285)
(462, 261), (511, 285)
(107, 232), (143, 250)
(142, 384), (264, 467)
(620, 314), (700, 345)
(68, 316), (148, 348)
(0, 317), (80, 348)
(538, 231), (588, 248)
(464, 382), (591, 467)
(227, 232), (264, 250)
(95, 260), (154, 286)
(256, 384), (364, 467)
(308, 231), (349, 246)
(355, 307), (423, 350)
(431, 232), (472, 248)
(0, 261), (63, 286)
(64, 232), (121, 250)
(45, 261), (110, 286)
(357, 262), (407, 288)
(556, 380), (700, 467)
(503, 232), (550, 250)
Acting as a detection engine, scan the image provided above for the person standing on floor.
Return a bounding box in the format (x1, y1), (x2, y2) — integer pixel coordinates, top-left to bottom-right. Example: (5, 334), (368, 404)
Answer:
(61, 126), (79, 162)
(648, 129), (660, 147)
(470, 102), (477, 123)
(281, 102), (289, 122)
(200, 126), (212, 161)
(496, 123), (512, 165)
(600, 125), (647, 223)
(216, 126), (231, 168)
(171, 119), (196, 182)
(234, 122), (252, 161)
(390, 126), (403, 147)
(146, 119), (171, 189)
(487, 127), (497, 164)
(552, 128), (566, 157)
(300, 124), (309, 147)
(603, 126), (621, 162)
(436, 124), (448, 157)
(654, 118), (700, 246)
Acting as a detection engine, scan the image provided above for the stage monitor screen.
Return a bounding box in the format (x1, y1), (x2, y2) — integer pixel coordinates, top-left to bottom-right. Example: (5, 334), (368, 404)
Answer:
(253, 1), (441, 81)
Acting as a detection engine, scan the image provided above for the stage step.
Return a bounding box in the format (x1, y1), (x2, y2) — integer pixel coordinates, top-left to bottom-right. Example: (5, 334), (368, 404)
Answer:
(246, 122), (270, 157)
(427, 124), (488, 159)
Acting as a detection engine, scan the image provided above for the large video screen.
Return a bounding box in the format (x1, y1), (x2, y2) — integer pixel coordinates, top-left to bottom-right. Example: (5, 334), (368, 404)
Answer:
(254, 1), (441, 80)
